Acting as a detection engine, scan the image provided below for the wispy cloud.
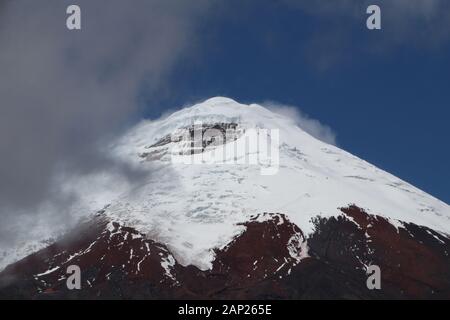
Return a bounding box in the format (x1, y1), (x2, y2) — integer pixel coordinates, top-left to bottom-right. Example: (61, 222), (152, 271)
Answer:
(263, 102), (337, 146)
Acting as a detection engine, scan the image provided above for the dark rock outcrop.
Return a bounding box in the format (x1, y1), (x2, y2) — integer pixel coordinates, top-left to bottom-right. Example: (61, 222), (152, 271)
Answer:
(0, 206), (449, 299)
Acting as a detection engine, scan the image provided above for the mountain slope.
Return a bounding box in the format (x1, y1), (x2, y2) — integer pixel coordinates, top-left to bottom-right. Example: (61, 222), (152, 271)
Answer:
(1, 206), (448, 299)
(0, 97), (449, 299)
(104, 97), (450, 269)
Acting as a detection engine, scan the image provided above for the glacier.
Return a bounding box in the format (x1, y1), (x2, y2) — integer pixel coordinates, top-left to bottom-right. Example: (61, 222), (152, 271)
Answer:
(1, 97), (449, 271)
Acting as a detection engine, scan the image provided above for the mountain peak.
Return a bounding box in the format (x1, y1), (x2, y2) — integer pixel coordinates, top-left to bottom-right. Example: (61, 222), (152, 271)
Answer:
(2, 98), (449, 274)
(200, 96), (239, 106)
(1, 97), (449, 299)
(102, 98), (450, 271)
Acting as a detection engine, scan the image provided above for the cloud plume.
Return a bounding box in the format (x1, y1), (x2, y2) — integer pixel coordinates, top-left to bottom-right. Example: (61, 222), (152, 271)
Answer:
(0, 0), (211, 252)
(263, 102), (337, 146)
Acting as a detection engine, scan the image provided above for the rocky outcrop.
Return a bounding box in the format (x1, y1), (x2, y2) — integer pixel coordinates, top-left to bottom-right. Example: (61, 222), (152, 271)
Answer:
(0, 206), (448, 299)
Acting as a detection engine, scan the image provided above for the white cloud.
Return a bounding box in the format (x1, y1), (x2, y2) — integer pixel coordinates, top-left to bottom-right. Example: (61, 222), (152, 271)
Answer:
(0, 0), (212, 247)
(263, 102), (337, 146)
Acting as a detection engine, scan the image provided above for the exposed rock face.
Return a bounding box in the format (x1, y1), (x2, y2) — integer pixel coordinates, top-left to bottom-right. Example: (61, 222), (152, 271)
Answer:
(0, 206), (449, 299)
(139, 122), (242, 160)
(306, 206), (450, 299)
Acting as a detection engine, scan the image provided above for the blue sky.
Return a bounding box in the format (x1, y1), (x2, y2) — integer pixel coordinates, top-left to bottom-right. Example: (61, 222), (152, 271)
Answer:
(142, 1), (450, 203)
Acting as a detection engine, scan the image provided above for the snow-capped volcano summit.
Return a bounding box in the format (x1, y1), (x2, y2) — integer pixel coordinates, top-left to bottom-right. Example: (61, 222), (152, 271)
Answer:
(104, 97), (449, 269)
(1, 97), (449, 299)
